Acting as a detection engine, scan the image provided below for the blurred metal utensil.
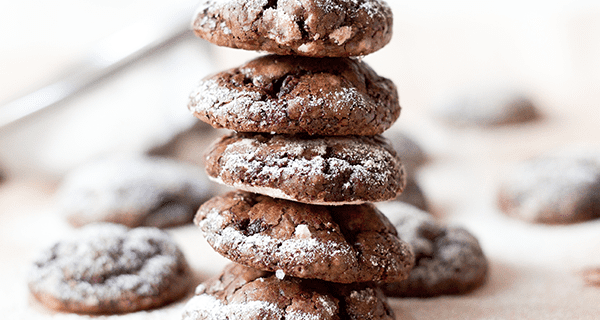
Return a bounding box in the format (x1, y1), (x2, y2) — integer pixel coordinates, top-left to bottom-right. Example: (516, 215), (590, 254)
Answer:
(0, 0), (201, 130)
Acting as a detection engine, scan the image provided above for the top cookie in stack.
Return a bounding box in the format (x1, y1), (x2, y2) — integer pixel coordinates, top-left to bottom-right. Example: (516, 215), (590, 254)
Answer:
(184, 1), (409, 319)
(192, 0), (393, 57)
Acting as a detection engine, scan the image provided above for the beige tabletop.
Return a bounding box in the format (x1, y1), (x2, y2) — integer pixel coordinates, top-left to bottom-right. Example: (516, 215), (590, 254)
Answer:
(2, 1), (600, 319)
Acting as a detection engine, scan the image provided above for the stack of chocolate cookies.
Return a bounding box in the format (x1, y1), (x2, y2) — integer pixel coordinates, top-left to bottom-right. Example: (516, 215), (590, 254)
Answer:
(182, 1), (413, 319)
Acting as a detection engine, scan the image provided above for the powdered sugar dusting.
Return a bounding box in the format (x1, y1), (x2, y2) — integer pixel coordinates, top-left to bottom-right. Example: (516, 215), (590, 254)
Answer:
(210, 134), (402, 203)
(182, 292), (283, 320)
(189, 79), (370, 128)
(500, 154), (600, 222)
(198, 208), (354, 268)
(55, 155), (212, 226)
(28, 224), (188, 306)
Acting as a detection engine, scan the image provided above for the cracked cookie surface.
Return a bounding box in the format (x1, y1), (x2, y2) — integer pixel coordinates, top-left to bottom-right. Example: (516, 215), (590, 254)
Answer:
(378, 202), (488, 297)
(57, 155), (216, 228)
(204, 133), (406, 205)
(182, 263), (395, 320)
(28, 223), (192, 314)
(192, 0), (393, 57)
(189, 55), (400, 136)
(195, 191), (413, 283)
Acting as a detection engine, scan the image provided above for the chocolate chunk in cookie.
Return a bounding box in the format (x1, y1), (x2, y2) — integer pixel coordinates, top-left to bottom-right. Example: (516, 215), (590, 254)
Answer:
(204, 133), (406, 205)
(28, 223), (192, 314)
(56, 155), (217, 228)
(182, 263), (395, 320)
(498, 150), (600, 224)
(195, 191), (413, 283)
(192, 0), (393, 57)
(189, 55), (400, 136)
(378, 202), (488, 297)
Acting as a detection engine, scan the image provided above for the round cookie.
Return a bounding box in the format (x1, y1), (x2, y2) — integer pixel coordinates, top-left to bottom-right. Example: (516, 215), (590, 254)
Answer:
(192, 0), (393, 57)
(432, 87), (539, 127)
(195, 191), (414, 283)
(497, 151), (600, 224)
(28, 223), (192, 314)
(182, 263), (395, 320)
(204, 133), (406, 205)
(189, 55), (400, 136)
(56, 155), (216, 228)
(377, 202), (488, 297)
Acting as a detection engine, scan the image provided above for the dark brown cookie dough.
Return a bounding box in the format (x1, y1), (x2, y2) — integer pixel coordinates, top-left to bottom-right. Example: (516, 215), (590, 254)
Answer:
(192, 0), (393, 57)
(56, 155), (217, 228)
(28, 223), (192, 314)
(182, 263), (395, 320)
(498, 150), (600, 224)
(195, 191), (414, 283)
(204, 133), (406, 205)
(378, 202), (488, 297)
(189, 55), (400, 136)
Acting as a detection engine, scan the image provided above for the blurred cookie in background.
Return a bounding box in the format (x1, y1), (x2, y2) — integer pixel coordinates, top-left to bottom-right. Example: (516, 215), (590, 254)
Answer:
(56, 155), (218, 228)
(381, 130), (429, 211)
(498, 146), (600, 224)
(432, 86), (540, 127)
(147, 121), (226, 167)
(28, 223), (192, 314)
(389, 177), (429, 212)
(377, 202), (488, 297)
(0, 164), (5, 184)
(382, 130), (428, 176)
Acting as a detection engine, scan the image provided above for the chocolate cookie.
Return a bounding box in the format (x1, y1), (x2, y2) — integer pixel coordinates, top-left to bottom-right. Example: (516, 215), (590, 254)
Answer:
(204, 133), (406, 205)
(182, 263), (395, 320)
(390, 177), (429, 212)
(382, 130), (428, 175)
(195, 191), (413, 283)
(433, 87), (540, 127)
(192, 0), (393, 57)
(28, 223), (192, 314)
(378, 202), (488, 297)
(189, 55), (400, 136)
(498, 151), (600, 224)
(56, 155), (217, 228)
